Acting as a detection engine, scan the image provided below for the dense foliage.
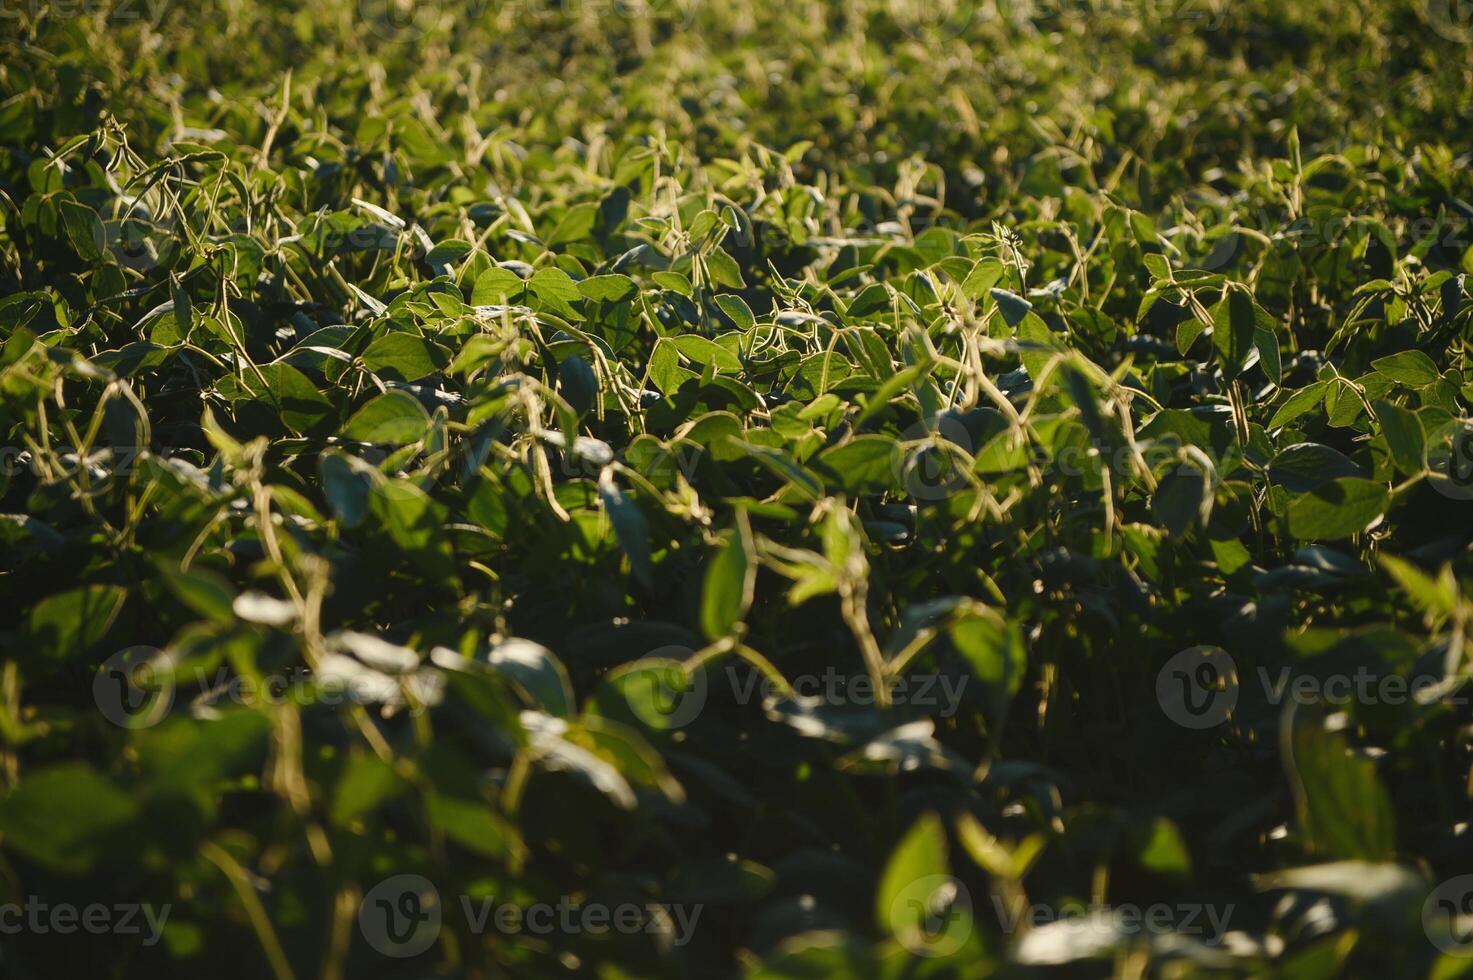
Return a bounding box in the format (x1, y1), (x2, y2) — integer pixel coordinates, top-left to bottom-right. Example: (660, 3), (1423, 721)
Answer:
(2, 0), (1472, 976)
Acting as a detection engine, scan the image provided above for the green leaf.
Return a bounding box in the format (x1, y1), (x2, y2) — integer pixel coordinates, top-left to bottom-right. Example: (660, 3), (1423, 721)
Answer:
(1211, 287), (1255, 377)
(486, 638), (574, 718)
(949, 612), (1026, 717)
(714, 293), (756, 330)
(598, 469), (653, 587)
(811, 436), (901, 495)
(1151, 466), (1213, 535)
(648, 339), (686, 397)
(1284, 706), (1396, 860)
(157, 564), (235, 624)
(449, 335), (503, 377)
(1379, 555), (1459, 617)
(558, 353), (599, 416)
(361, 332), (449, 382)
(855, 361), (933, 426)
(847, 282), (892, 318)
(705, 245), (746, 288)
(672, 335), (742, 374)
(0, 764), (137, 873)
(653, 271), (693, 297)
(548, 202), (598, 245)
(590, 658), (701, 732)
(875, 812), (972, 957)
(1254, 323), (1282, 383)
(425, 238), (472, 268)
(961, 257), (1005, 300)
(1269, 443), (1363, 492)
(701, 519), (755, 640)
(425, 791), (519, 858)
(25, 585), (127, 662)
(471, 267), (526, 304)
(990, 288), (1033, 327)
(1176, 317), (1207, 356)
(330, 753), (403, 827)
(1137, 818), (1192, 876)
(529, 266), (583, 318)
(93, 341), (173, 377)
(1017, 311), (1063, 380)
(59, 199), (104, 261)
(342, 390), (432, 445)
(1268, 382), (1330, 429)
(577, 273), (636, 303)
(1374, 400), (1425, 477)
(319, 449), (379, 528)
(248, 362), (334, 433)
(368, 480), (456, 583)
(1285, 477), (1389, 540)
(1371, 350), (1439, 387)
